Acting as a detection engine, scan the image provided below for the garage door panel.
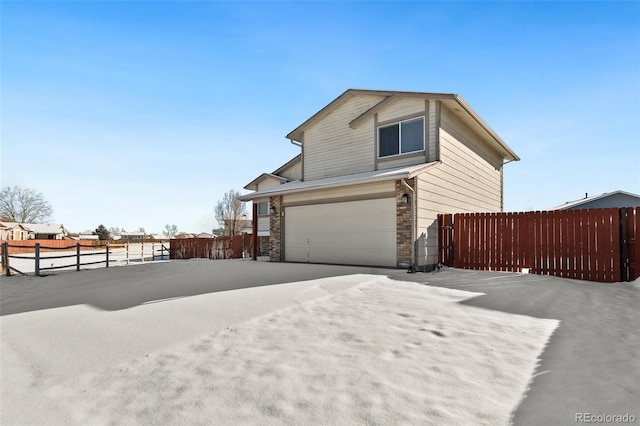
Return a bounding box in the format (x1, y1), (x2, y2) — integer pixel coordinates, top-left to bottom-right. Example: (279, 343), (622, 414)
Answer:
(285, 198), (396, 267)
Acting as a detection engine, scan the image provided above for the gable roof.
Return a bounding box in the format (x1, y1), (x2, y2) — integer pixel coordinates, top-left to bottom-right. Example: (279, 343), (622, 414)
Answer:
(243, 173), (289, 191)
(22, 223), (65, 234)
(286, 89), (519, 162)
(551, 190), (640, 210)
(273, 154), (301, 176)
(239, 161), (440, 201)
(0, 221), (30, 231)
(243, 154), (302, 191)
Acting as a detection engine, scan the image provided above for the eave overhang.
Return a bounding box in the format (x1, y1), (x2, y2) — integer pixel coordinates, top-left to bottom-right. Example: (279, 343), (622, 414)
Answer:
(239, 161), (441, 202)
(243, 173), (289, 191)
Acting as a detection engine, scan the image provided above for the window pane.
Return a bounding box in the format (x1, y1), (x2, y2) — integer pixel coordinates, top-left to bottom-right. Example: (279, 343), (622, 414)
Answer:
(401, 118), (424, 153)
(379, 124), (399, 157)
(257, 201), (269, 215)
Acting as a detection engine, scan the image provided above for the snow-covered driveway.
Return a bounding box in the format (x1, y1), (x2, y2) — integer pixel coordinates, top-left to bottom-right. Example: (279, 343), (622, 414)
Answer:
(0, 261), (558, 425)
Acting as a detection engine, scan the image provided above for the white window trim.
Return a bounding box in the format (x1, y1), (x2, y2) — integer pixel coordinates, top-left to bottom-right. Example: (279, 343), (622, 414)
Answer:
(257, 201), (270, 216)
(377, 116), (425, 159)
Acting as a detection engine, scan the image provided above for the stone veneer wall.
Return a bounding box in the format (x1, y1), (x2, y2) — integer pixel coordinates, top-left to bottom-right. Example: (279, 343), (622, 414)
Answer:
(269, 195), (282, 261)
(259, 236), (270, 256)
(396, 178), (415, 266)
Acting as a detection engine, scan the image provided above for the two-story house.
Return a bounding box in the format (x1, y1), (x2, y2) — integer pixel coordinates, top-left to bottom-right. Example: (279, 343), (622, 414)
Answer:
(240, 89), (519, 271)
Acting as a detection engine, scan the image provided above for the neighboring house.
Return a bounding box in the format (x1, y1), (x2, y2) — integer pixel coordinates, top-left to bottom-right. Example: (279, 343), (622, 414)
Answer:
(221, 215), (253, 236)
(1, 222), (66, 240)
(0, 222), (9, 240)
(240, 89), (519, 270)
(175, 233), (195, 239)
(551, 191), (640, 210)
(0, 221), (31, 240)
(119, 232), (145, 240)
(23, 223), (67, 240)
(75, 233), (100, 241)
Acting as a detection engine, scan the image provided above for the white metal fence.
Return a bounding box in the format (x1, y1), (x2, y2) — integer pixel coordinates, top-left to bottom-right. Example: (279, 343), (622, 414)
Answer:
(1, 242), (170, 276)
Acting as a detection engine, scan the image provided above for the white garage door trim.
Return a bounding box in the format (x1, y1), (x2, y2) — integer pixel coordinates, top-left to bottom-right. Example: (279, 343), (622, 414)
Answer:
(284, 198), (397, 267)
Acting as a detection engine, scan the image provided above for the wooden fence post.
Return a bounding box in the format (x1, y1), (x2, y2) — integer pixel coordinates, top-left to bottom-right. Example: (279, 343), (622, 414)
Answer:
(252, 202), (258, 260)
(76, 243), (81, 272)
(106, 243), (110, 268)
(2, 242), (10, 276)
(620, 208), (629, 282)
(35, 243), (41, 276)
(141, 242), (145, 263)
(152, 242), (155, 261)
(126, 243), (130, 265)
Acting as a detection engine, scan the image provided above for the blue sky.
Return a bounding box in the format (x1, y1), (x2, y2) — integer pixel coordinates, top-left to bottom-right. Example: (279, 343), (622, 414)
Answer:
(2, 1), (639, 234)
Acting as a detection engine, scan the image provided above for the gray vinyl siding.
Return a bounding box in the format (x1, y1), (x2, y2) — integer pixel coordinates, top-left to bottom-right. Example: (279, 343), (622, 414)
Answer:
(377, 98), (425, 123)
(428, 100), (438, 161)
(254, 196), (271, 236)
(257, 216), (270, 236)
(304, 95), (384, 180)
(416, 108), (504, 266)
(283, 181), (394, 205)
(256, 176), (285, 191)
(377, 152), (428, 170)
(278, 159), (302, 181)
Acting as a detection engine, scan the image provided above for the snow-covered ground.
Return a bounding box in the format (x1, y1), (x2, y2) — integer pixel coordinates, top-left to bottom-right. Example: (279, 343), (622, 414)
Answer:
(5, 242), (170, 275)
(1, 273), (558, 425)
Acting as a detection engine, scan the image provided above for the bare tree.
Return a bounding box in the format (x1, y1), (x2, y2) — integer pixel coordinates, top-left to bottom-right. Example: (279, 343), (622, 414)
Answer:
(163, 224), (179, 238)
(214, 189), (247, 236)
(0, 186), (53, 223)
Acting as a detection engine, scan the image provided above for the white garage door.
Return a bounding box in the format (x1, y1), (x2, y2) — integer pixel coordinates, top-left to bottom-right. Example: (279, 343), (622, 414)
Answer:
(285, 198), (397, 267)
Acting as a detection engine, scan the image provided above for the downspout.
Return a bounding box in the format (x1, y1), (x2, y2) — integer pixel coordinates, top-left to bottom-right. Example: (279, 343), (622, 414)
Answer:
(401, 178), (416, 273)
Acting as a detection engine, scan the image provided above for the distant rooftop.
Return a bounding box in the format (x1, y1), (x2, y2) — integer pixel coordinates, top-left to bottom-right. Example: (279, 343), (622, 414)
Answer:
(550, 190), (640, 210)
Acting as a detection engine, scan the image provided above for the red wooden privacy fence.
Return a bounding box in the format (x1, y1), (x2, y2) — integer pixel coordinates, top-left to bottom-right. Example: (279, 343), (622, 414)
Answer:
(0, 239), (99, 254)
(170, 235), (253, 260)
(438, 207), (639, 283)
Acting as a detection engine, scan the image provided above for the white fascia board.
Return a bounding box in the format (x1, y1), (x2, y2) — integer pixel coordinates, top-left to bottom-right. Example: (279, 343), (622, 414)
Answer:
(238, 162), (440, 201)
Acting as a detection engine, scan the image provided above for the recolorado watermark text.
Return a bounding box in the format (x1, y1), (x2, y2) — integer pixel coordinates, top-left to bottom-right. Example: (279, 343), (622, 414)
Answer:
(576, 413), (636, 423)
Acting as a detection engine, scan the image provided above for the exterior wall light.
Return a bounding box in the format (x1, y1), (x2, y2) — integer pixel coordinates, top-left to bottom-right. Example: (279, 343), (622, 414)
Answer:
(401, 193), (409, 204)
(270, 206), (277, 215)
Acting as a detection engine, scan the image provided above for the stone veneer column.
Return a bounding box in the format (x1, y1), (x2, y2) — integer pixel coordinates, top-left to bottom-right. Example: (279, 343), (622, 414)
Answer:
(259, 236), (270, 256)
(269, 195), (282, 261)
(396, 178), (415, 267)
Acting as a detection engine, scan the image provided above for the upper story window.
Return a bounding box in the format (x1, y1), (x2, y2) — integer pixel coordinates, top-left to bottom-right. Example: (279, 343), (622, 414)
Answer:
(257, 201), (269, 215)
(378, 116), (424, 158)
